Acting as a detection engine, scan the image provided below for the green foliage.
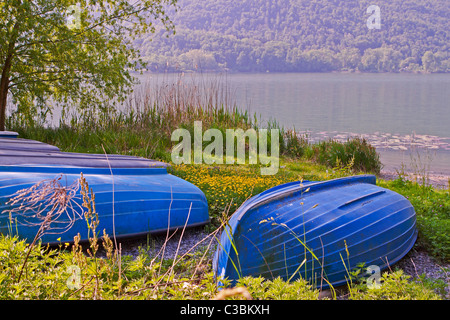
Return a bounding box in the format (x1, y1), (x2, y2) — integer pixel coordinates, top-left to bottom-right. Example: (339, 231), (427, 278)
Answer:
(312, 137), (381, 174)
(236, 276), (320, 300)
(0, 0), (177, 130)
(0, 233), (443, 299)
(136, 0), (449, 73)
(0, 233), (219, 299)
(416, 271), (449, 297)
(348, 270), (442, 300)
(379, 179), (450, 262)
(0, 236), (74, 299)
(282, 129), (309, 158)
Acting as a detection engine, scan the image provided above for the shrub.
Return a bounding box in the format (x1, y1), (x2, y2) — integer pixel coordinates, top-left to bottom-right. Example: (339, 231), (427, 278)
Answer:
(349, 270), (442, 300)
(282, 129), (309, 158)
(236, 276), (320, 300)
(312, 137), (381, 174)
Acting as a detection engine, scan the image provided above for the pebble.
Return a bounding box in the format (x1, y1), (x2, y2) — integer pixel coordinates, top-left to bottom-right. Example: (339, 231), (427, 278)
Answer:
(112, 227), (218, 260)
(395, 249), (450, 298)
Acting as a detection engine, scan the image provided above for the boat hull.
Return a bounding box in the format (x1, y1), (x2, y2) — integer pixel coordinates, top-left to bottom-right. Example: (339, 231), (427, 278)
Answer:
(0, 165), (209, 244)
(0, 137), (169, 168)
(213, 175), (417, 289)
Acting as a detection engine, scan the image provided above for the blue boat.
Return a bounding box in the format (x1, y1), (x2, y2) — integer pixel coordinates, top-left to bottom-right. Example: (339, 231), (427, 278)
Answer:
(0, 135), (170, 168)
(0, 136), (209, 244)
(213, 175), (417, 289)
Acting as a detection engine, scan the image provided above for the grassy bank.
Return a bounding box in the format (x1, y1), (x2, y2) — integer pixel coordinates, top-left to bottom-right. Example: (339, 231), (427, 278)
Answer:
(2, 78), (449, 300)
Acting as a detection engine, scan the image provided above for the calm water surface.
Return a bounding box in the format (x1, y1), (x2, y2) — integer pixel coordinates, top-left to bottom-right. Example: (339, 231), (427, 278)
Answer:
(229, 73), (449, 137)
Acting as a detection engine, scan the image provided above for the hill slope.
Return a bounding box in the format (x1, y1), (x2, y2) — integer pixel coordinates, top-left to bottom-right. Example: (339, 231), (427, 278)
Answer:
(136, 0), (449, 72)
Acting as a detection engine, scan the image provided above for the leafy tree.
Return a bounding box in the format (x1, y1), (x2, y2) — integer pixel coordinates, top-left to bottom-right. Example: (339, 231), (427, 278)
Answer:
(421, 50), (449, 73)
(338, 48), (361, 71)
(179, 49), (218, 71)
(422, 51), (437, 72)
(0, 0), (177, 130)
(360, 47), (402, 72)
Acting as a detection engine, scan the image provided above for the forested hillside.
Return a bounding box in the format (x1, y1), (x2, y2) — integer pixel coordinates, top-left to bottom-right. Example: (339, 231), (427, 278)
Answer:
(136, 0), (449, 73)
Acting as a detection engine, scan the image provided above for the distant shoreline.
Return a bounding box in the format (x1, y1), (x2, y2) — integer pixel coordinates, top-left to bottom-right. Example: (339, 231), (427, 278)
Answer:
(132, 70), (450, 75)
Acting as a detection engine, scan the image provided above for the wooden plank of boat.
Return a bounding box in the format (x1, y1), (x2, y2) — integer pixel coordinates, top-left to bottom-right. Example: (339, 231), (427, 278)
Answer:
(213, 175), (417, 289)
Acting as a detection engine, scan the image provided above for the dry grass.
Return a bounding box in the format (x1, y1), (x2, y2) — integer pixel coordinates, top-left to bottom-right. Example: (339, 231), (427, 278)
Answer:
(5, 174), (83, 238)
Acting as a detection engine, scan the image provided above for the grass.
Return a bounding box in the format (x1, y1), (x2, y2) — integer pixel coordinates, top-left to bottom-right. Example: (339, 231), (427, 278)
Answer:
(378, 178), (450, 262)
(2, 75), (448, 300)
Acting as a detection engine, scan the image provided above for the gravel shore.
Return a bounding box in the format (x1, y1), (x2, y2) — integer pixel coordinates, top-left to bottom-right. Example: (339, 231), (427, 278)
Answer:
(395, 249), (449, 293)
(117, 227), (217, 261)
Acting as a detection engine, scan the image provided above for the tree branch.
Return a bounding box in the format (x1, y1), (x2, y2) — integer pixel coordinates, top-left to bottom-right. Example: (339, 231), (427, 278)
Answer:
(13, 2), (174, 52)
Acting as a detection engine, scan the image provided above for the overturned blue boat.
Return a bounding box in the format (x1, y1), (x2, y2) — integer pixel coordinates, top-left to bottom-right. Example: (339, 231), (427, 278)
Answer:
(213, 175), (417, 289)
(0, 136), (209, 244)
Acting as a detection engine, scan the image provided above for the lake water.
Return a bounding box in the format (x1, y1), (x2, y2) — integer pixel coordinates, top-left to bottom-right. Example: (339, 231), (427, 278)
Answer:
(138, 72), (450, 177)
